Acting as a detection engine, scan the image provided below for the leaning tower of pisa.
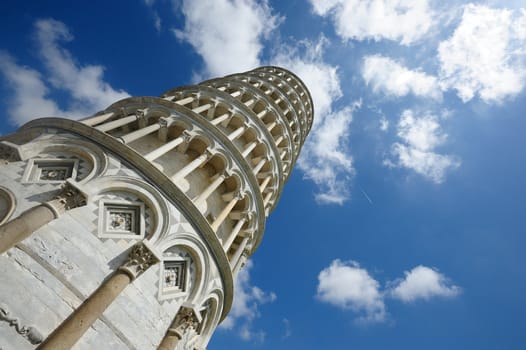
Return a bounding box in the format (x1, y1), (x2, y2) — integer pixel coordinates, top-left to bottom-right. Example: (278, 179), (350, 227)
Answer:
(0, 66), (313, 350)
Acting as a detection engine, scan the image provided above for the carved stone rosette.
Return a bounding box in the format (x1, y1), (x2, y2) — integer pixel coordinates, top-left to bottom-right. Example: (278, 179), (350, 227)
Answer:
(119, 242), (160, 280)
(169, 306), (200, 339)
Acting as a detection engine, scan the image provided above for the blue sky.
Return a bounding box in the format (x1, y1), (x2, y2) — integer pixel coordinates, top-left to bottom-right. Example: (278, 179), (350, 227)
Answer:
(1, 0), (526, 349)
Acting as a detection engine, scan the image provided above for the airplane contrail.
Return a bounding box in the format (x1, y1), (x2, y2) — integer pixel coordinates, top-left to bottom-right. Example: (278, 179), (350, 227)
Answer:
(359, 186), (373, 205)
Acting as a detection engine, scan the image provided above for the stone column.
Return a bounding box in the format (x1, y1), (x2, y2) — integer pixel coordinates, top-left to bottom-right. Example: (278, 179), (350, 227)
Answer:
(157, 305), (200, 350)
(210, 194), (240, 232)
(0, 183), (86, 254)
(174, 96), (195, 106)
(263, 192), (273, 207)
(223, 217), (247, 251)
(81, 111), (115, 127)
(259, 176), (271, 192)
(227, 125), (246, 141)
(96, 114), (138, 133)
(230, 238), (249, 269)
(232, 250), (249, 277)
(191, 103), (212, 115)
(171, 150), (210, 182)
(241, 141), (258, 158)
(144, 131), (190, 162)
(120, 122), (161, 144)
(266, 121), (277, 132)
(256, 109), (267, 119)
(252, 157), (267, 175)
(193, 173), (227, 206)
(210, 112), (230, 126)
(38, 242), (159, 350)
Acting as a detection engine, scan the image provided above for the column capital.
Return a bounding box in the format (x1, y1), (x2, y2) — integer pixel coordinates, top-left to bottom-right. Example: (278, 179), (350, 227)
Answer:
(168, 305), (201, 339)
(181, 130), (193, 143)
(136, 108), (148, 119)
(44, 182), (87, 217)
(158, 117), (170, 128)
(119, 241), (160, 280)
(119, 106), (128, 117)
(212, 170), (229, 180)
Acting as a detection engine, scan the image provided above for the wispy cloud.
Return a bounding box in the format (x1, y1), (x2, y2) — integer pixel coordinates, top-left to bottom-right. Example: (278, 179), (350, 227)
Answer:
(143, 0), (162, 32)
(0, 19), (129, 126)
(362, 55), (442, 100)
(388, 265), (461, 302)
(385, 109), (460, 183)
(282, 318), (292, 339)
(35, 19), (129, 109)
(379, 116), (389, 132)
(309, 0), (435, 45)
(219, 261), (276, 342)
(173, 0), (281, 78)
(438, 4), (526, 103)
(0, 52), (66, 125)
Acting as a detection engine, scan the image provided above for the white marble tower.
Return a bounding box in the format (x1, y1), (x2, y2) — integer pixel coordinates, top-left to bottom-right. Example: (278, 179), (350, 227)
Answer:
(0, 66), (313, 349)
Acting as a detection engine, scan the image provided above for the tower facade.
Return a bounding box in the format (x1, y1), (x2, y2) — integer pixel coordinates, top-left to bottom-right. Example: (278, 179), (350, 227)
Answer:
(0, 66), (313, 349)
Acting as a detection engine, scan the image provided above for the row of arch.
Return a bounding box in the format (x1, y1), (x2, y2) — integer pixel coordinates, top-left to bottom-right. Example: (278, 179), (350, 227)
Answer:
(82, 99), (266, 256)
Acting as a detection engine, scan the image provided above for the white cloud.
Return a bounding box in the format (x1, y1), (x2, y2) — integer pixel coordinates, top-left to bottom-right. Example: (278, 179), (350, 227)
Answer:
(0, 52), (66, 125)
(0, 19), (129, 126)
(363, 55), (442, 100)
(282, 318), (291, 339)
(385, 110), (460, 183)
(309, 0), (435, 45)
(220, 260), (276, 342)
(317, 261), (462, 322)
(273, 38), (356, 204)
(389, 265), (461, 302)
(173, 0), (281, 77)
(438, 4), (526, 103)
(143, 0), (162, 32)
(35, 19), (129, 109)
(379, 116), (389, 131)
(316, 259), (386, 323)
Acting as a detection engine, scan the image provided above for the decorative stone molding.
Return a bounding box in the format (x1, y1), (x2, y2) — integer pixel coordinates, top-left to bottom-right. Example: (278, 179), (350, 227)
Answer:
(169, 306), (201, 339)
(159, 117), (169, 128)
(22, 158), (79, 183)
(119, 241), (160, 280)
(44, 182), (88, 217)
(0, 305), (44, 345)
(98, 199), (145, 240)
(54, 182), (87, 210)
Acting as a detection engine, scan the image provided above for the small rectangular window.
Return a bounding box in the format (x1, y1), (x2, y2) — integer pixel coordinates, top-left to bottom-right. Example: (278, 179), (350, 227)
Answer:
(23, 158), (79, 183)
